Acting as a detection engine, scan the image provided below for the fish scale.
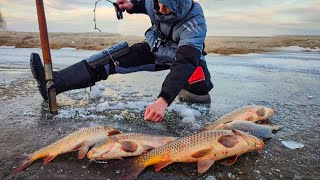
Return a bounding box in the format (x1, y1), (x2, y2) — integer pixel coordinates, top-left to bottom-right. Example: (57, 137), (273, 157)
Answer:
(35, 126), (115, 155)
(88, 133), (176, 160)
(136, 130), (234, 165)
(203, 105), (274, 130)
(112, 129), (264, 180)
(214, 120), (284, 139)
(15, 126), (121, 172)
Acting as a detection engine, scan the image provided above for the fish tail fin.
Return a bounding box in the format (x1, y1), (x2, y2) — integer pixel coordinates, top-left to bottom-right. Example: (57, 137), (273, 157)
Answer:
(272, 125), (285, 132)
(105, 158), (145, 180)
(14, 154), (35, 173)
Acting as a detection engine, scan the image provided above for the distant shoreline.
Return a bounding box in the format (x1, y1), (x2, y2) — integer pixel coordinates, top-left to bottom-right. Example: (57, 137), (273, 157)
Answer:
(1, 31), (319, 55)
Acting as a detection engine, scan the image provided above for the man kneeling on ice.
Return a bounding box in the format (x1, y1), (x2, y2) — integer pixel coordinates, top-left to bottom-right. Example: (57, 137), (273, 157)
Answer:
(30, 0), (213, 122)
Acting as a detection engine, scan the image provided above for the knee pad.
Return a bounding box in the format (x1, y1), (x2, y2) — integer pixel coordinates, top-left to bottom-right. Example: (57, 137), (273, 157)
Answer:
(85, 41), (130, 69)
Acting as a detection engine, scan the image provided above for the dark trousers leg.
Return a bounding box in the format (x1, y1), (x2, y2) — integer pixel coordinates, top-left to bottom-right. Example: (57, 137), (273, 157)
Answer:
(113, 42), (156, 71)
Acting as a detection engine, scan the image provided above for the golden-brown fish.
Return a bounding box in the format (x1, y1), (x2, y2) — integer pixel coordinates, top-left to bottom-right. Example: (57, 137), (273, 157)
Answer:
(214, 120), (284, 139)
(15, 126), (121, 172)
(87, 133), (177, 160)
(203, 105), (274, 130)
(107, 130), (264, 180)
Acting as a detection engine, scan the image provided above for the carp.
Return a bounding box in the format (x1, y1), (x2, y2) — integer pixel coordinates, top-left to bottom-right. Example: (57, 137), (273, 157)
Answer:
(203, 105), (274, 130)
(87, 133), (177, 160)
(214, 120), (284, 139)
(107, 130), (264, 180)
(15, 126), (121, 172)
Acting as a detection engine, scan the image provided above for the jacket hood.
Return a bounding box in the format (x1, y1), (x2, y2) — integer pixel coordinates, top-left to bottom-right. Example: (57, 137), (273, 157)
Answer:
(154, 0), (193, 23)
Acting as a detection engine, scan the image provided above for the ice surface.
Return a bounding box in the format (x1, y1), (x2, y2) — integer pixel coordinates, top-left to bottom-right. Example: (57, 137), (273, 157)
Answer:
(1, 47), (320, 129)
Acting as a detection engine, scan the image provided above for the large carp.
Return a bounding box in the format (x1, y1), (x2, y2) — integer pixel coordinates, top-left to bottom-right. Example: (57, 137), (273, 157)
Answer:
(203, 105), (274, 130)
(87, 133), (177, 160)
(214, 120), (284, 139)
(107, 130), (264, 180)
(15, 126), (121, 172)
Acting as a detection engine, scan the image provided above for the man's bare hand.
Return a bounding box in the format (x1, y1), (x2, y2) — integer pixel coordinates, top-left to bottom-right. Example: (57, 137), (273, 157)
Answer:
(144, 97), (168, 122)
(116, 0), (134, 11)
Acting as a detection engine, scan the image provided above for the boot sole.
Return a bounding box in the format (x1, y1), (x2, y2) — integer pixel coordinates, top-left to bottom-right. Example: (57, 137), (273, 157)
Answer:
(30, 53), (48, 100)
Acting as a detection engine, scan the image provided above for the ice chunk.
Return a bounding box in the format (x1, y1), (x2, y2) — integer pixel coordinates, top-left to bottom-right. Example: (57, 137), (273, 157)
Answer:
(281, 141), (304, 149)
(90, 86), (102, 99)
(169, 104), (202, 129)
(205, 176), (217, 180)
(60, 47), (77, 51)
(96, 101), (110, 112)
(97, 84), (106, 90)
(113, 114), (123, 121)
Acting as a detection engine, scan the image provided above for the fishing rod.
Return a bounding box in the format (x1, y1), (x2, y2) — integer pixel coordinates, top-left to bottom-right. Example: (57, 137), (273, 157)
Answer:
(94, 0), (123, 32)
(35, 0), (58, 114)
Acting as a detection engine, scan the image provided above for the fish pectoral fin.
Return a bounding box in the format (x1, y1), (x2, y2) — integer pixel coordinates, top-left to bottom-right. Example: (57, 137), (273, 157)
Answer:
(191, 148), (212, 158)
(154, 160), (173, 172)
(120, 141), (138, 153)
(43, 154), (58, 164)
(142, 145), (155, 152)
(78, 146), (89, 159)
(108, 130), (122, 136)
(197, 159), (215, 173)
(72, 142), (83, 151)
(218, 134), (239, 148)
(219, 155), (238, 166)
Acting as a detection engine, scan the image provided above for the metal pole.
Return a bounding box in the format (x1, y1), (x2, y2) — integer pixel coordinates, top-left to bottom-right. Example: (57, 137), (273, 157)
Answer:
(35, 0), (58, 114)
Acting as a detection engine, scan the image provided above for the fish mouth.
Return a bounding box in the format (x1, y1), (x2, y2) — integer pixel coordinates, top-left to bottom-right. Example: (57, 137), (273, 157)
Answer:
(266, 108), (274, 118)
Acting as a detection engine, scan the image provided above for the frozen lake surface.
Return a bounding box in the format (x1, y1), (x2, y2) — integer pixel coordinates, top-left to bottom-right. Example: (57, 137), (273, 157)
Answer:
(0, 46), (319, 179)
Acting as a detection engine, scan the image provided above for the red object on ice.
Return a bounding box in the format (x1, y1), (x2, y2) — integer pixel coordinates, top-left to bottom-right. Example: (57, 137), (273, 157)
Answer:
(188, 66), (205, 85)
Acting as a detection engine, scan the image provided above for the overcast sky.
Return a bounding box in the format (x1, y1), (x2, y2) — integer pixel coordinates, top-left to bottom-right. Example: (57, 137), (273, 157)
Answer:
(1, 0), (319, 36)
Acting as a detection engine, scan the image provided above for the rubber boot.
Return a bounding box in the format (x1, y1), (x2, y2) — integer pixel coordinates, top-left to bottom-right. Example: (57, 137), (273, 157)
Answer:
(179, 89), (211, 104)
(30, 53), (97, 100)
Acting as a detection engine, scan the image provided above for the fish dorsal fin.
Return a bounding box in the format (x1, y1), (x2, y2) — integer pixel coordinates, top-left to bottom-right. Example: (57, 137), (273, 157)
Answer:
(142, 145), (155, 152)
(197, 159), (215, 173)
(256, 107), (266, 116)
(154, 160), (173, 172)
(219, 155), (238, 166)
(78, 146), (89, 159)
(218, 135), (239, 148)
(108, 130), (122, 136)
(120, 141), (138, 153)
(191, 148), (212, 158)
(214, 124), (229, 130)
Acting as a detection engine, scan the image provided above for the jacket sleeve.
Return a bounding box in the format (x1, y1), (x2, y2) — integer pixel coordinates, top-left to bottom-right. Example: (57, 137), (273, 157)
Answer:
(126, 0), (147, 14)
(158, 17), (207, 105)
(158, 45), (201, 105)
